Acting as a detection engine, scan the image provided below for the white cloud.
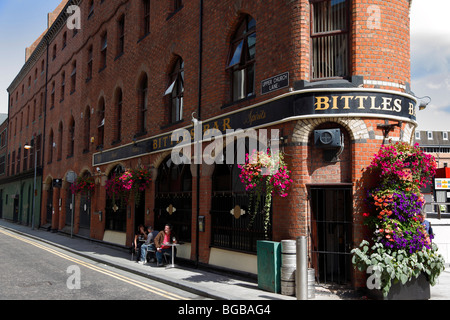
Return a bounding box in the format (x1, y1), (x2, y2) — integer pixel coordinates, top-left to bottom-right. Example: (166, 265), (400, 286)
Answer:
(410, 0), (450, 131)
(410, 0), (450, 37)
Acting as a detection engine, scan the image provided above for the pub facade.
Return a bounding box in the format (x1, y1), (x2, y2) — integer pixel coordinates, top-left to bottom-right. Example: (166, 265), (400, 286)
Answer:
(4, 0), (419, 289)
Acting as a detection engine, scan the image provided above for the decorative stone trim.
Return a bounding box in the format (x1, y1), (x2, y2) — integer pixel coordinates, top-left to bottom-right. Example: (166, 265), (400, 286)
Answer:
(292, 117), (368, 144)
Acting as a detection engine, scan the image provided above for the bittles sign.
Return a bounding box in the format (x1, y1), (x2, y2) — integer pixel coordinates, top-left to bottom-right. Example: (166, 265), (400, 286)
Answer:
(311, 93), (416, 117)
(93, 89), (417, 165)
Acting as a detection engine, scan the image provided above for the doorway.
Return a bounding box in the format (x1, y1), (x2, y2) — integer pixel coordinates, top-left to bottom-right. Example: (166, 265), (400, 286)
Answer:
(13, 197), (19, 223)
(46, 186), (53, 224)
(0, 190), (3, 219)
(134, 191), (145, 232)
(310, 186), (353, 285)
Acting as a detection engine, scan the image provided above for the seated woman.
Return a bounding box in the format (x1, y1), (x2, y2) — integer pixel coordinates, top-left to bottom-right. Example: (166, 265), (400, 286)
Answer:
(154, 223), (177, 267)
(133, 224), (147, 262)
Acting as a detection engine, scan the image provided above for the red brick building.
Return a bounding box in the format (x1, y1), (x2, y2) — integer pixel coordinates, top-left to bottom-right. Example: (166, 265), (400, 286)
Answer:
(4, 0), (419, 289)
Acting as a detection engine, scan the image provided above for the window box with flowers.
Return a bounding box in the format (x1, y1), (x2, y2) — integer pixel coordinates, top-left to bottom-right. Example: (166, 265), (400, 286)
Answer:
(238, 149), (293, 238)
(352, 141), (446, 299)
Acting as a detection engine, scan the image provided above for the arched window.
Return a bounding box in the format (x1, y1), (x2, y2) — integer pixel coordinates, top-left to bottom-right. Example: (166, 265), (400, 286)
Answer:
(57, 122), (63, 161)
(84, 106), (91, 153)
(70, 60), (77, 93)
(227, 15), (256, 102)
(210, 137), (271, 252)
(155, 156), (192, 242)
(165, 57), (184, 123)
(115, 88), (123, 142)
(68, 116), (75, 157)
(48, 129), (54, 164)
(105, 165), (126, 232)
(138, 75), (148, 135)
(97, 98), (105, 149)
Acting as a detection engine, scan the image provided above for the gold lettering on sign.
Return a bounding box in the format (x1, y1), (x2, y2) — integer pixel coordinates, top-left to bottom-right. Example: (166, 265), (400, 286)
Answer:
(409, 102), (416, 116)
(222, 118), (232, 131)
(315, 97), (330, 110)
(314, 94), (409, 115)
(340, 96), (352, 109)
(354, 96), (368, 109)
(243, 110), (267, 126)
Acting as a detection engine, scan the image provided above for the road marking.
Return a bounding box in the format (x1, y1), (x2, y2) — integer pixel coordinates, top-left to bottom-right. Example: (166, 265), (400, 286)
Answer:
(0, 228), (190, 300)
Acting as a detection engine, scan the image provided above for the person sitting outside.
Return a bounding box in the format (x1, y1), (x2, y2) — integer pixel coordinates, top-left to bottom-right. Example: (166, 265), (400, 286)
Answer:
(421, 201), (434, 244)
(139, 226), (159, 264)
(154, 224), (177, 267)
(133, 224), (147, 262)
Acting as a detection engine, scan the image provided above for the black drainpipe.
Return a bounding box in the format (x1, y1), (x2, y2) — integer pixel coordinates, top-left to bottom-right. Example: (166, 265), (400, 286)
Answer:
(195, 0), (204, 268)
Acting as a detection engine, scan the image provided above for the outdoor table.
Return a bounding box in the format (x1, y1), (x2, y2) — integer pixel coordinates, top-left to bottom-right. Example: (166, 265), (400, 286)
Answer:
(164, 243), (181, 268)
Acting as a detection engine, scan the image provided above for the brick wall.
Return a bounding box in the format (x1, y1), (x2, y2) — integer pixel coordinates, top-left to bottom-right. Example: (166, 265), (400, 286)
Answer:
(352, 0), (411, 91)
(5, 0), (415, 287)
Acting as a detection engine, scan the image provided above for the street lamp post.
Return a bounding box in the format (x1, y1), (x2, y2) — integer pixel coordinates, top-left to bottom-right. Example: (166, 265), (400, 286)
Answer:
(24, 141), (37, 230)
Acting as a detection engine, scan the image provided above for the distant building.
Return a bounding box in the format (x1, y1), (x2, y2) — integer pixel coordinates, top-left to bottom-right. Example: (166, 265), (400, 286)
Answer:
(414, 130), (450, 263)
(414, 130), (450, 168)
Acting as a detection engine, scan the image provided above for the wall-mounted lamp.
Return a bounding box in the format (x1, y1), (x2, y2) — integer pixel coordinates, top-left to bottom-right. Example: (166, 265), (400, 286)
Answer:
(418, 96), (431, 111)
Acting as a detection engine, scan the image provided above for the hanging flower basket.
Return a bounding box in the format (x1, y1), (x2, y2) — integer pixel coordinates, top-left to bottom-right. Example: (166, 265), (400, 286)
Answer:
(238, 149), (293, 238)
(367, 141), (436, 190)
(129, 167), (152, 206)
(352, 141), (445, 299)
(105, 173), (130, 206)
(105, 167), (152, 206)
(71, 175), (95, 195)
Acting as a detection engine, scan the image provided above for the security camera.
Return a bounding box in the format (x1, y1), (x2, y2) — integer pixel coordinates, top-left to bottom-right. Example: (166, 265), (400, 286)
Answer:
(191, 112), (198, 126)
(96, 167), (101, 173)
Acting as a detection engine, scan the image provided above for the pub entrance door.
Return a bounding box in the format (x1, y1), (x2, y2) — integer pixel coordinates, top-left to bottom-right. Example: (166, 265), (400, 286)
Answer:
(310, 186), (353, 285)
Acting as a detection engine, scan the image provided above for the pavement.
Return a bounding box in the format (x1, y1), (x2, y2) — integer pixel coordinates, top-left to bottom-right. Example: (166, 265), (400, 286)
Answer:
(1, 218), (449, 301)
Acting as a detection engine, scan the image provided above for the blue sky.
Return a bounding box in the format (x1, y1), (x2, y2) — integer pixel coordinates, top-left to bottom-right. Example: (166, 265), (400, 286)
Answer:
(0, 0), (449, 131)
(0, 0), (63, 113)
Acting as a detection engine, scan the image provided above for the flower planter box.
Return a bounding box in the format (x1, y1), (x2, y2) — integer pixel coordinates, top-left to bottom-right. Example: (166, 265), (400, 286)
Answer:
(368, 273), (431, 300)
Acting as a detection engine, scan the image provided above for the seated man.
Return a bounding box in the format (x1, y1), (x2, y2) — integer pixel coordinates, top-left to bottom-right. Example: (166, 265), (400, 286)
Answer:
(154, 223), (177, 267)
(139, 226), (159, 264)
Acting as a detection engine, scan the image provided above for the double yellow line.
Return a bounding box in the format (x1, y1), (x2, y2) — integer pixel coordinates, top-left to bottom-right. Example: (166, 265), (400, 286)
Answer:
(0, 228), (189, 300)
